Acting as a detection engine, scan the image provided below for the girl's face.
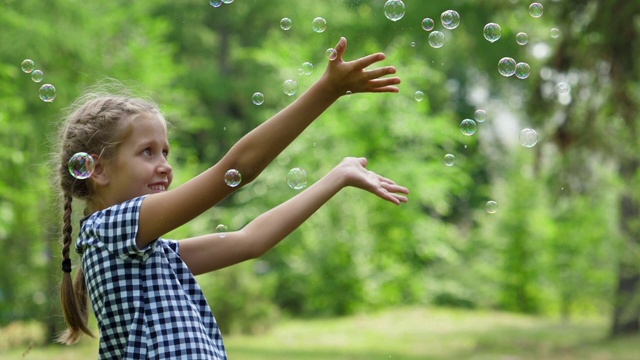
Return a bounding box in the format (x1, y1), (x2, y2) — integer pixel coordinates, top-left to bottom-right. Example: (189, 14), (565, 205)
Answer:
(94, 113), (173, 209)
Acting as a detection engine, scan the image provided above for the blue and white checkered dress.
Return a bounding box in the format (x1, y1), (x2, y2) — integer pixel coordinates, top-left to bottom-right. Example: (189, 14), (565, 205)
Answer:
(76, 196), (227, 359)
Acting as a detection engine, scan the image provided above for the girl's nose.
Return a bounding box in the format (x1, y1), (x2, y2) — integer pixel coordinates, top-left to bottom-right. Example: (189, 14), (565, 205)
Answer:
(158, 159), (173, 175)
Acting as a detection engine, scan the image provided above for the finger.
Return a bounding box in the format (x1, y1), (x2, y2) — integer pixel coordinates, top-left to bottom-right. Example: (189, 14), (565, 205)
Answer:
(382, 182), (410, 195)
(351, 52), (386, 70)
(367, 77), (401, 88)
(363, 66), (397, 80)
(334, 37), (347, 62)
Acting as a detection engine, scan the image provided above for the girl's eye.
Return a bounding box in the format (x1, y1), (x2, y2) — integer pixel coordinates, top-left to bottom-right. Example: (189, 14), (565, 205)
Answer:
(162, 150), (169, 158)
(143, 149), (152, 156)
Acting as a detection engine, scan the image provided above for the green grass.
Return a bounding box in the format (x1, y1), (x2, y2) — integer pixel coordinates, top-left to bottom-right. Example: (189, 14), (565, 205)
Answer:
(3, 307), (639, 359)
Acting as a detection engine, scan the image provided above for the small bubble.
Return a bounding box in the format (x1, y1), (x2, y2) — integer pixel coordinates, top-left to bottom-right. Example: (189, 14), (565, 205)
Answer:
(287, 168), (308, 190)
(474, 109), (487, 123)
(441, 10), (460, 30)
(428, 31), (445, 48)
(444, 154), (456, 166)
(39, 84), (56, 102)
(411, 42), (416, 48)
(483, 23), (502, 43)
(312, 17), (327, 33)
(557, 82), (571, 94)
(345, 90), (352, 95)
(302, 62), (314, 75)
(520, 128), (539, 148)
(529, 2), (543, 18)
(421, 18), (435, 31)
(252, 92), (264, 105)
(31, 69), (44, 83)
(460, 119), (477, 136)
(222, 0), (233, 3)
(325, 48), (338, 61)
(209, 0), (222, 8)
(280, 18), (292, 30)
(224, 169), (242, 187)
(498, 57), (516, 77)
(384, 0), (405, 22)
(516, 32), (529, 45)
(550, 27), (560, 38)
(486, 200), (498, 214)
(21, 59), (35, 73)
(283, 79), (298, 96)
(414, 91), (424, 102)
(215, 224), (228, 237)
(515, 62), (531, 79)
(68, 152), (95, 180)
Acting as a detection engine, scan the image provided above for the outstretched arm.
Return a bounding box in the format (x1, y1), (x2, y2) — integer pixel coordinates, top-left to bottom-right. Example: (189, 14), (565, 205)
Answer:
(179, 157), (409, 276)
(137, 38), (401, 248)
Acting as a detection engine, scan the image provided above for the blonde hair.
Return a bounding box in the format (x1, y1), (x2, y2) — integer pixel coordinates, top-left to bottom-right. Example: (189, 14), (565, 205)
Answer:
(53, 82), (161, 344)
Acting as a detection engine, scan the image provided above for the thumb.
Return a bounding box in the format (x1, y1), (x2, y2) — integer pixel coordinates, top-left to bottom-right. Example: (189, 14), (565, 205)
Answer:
(334, 37), (347, 61)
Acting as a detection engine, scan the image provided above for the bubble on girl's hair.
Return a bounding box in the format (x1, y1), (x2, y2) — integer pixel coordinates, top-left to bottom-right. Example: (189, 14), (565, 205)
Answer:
(498, 57), (516, 77)
(215, 224), (228, 238)
(325, 48), (338, 61)
(428, 31), (445, 48)
(302, 62), (314, 75)
(21, 59), (35, 73)
(474, 109), (487, 123)
(224, 169), (242, 187)
(483, 23), (502, 43)
(282, 79), (298, 96)
(441, 10), (460, 30)
(414, 91), (424, 102)
(515, 62), (531, 79)
(384, 0), (405, 22)
(39, 84), (56, 102)
(516, 32), (529, 45)
(252, 92), (264, 105)
(287, 167), (308, 190)
(529, 2), (543, 18)
(31, 69), (44, 83)
(486, 200), (498, 214)
(422, 18), (435, 31)
(280, 18), (292, 30)
(209, 0), (222, 8)
(444, 154), (456, 167)
(312, 17), (327, 33)
(460, 119), (477, 136)
(68, 152), (95, 180)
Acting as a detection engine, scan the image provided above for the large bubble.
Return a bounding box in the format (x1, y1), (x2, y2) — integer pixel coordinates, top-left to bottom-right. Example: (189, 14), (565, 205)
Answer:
(384, 0), (405, 22)
(460, 119), (477, 136)
(21, 59), (35, 73)
(441, 10), (460, 30)
(224, 169), (242, 187)
(280, 18), (292, 30)
(39, 84), (56, 102)
(498, 57), (517, 77)
(312, 17), (327, 33)
(520, 128), (539, 147)
(428, 31), (445, 48)
(483, 23), (502, 43)
(287, 168), (308, 190)
(68, 152), (95, 180)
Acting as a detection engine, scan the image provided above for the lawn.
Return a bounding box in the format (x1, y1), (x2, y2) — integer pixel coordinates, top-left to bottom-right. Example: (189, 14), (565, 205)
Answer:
(3, 307), (639, 359)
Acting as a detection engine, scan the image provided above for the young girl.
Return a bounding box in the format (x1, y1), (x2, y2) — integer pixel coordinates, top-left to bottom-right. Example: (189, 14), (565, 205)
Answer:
(54, 37), (409, 359)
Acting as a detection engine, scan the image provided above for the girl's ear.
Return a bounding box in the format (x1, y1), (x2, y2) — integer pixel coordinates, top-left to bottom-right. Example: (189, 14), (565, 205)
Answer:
(90, 156), (110, 186)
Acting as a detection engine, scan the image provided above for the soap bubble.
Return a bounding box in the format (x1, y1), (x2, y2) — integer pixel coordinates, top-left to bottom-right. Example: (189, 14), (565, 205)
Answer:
(39, 84), (56, 102)
(283, 79), (298, 96)
(486, 200), (498, 214)
(529, 2), (543, 18)
(421, 18), (435, 31)
(516, 32), (529, 45)
(222, 0), (234, 3)
(224, 169), (242, 187)
(287, 168), (308, 190)
(483, 23), (502, 43)
(209, 0), (222, 8)
(68, 152), (95, 180)
(444, 154), (456, 166)
(384, 0), (405, 22)
(215, 224), (228, 238)
(550, 28), (560, 38)
(474, 109), (487, 123)
(557, 82), (571, 94)
(414, 91), (424, 102)
(515, 62), (531, 79)
(441, 10), (460, 30)
(302, 62), (313, 75)
(428, 31), (445, 48)
(21, 59), (35, 73)
(460, 119), (477, 136)
(325, 47), (338, 61)
(520, 128), (539, 147)
(252, 92), (264, 105)
(31, 69), (44, 83)
(312, 17), (327, 33)
(280, 18), (292, 30)
(498, 57), (517, 77)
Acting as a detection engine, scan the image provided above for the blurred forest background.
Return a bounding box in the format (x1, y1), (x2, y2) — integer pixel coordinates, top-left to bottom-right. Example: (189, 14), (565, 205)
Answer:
(1, 0), (640, 357)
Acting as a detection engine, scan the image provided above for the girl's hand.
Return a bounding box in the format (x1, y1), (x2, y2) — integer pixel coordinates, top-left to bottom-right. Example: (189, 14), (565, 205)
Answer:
(319, 37), (401, 99)
(337, 157), (409, 205)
